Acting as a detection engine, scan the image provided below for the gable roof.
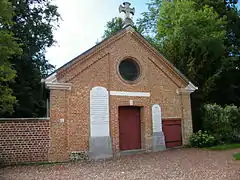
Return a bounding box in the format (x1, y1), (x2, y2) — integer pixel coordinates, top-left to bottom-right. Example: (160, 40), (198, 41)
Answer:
(44, 25), (130, 80)
(43, 25), (197, 91)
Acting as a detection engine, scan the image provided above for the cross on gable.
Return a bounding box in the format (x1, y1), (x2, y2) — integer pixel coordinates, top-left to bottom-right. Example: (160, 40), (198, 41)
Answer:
(119, 2), (135, 26)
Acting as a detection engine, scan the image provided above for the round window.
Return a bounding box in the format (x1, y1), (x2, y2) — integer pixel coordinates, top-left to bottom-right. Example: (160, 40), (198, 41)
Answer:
(118, 59), (140, 82)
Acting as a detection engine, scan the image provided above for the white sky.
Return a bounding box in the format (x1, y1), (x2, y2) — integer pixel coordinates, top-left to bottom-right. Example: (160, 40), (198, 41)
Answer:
(46, 1), (148, 68)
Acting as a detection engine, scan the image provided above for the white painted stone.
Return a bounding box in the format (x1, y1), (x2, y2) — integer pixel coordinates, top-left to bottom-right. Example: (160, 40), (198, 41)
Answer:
(152, 104), (162, 132)
(90, 86), (110, 137)
(129, 100), (133, 106)
(110, 91), (150, 97)
(152, 104), (166, 152)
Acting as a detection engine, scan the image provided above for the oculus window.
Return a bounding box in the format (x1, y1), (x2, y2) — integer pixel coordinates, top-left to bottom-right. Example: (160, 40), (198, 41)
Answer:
(118, 59), (140, 82)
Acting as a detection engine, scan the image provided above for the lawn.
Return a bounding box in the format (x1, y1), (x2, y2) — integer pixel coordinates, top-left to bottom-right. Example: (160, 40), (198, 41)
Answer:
(233, 152), (240, 160)
(207, 143), (240, 150)
(205, 143), (240, 160)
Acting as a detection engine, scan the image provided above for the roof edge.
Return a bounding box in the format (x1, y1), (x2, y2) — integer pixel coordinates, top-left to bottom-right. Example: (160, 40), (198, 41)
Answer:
(130, 30), (191, 85)
(44, 25), (133, 80)
(44, 25), (197, 90)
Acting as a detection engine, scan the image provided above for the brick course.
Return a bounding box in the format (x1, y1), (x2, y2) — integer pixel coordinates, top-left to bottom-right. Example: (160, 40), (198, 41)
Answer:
(0, 119), (50, 165)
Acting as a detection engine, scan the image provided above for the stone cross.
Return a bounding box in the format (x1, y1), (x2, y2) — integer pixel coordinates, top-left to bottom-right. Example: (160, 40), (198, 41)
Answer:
(119, 2), (135, 26)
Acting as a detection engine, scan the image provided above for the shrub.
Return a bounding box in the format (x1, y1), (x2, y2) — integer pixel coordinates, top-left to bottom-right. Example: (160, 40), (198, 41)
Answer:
(189, 130), (217, 148)
(202, 104), (223, 133)
(225, 105), (240, 142)
(202, 104), (238, 143)
(225, 105), (240, 128)
(233, 152), (240, 160)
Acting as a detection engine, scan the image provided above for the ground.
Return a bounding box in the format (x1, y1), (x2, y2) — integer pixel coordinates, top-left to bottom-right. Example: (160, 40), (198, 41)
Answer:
(1, 148), (240, 180)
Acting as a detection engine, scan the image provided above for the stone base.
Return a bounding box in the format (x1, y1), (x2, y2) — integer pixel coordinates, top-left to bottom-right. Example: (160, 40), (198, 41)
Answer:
(88, 136), (113, 160)
(120, 149), (145, 156)
(152, 131), (166, 152)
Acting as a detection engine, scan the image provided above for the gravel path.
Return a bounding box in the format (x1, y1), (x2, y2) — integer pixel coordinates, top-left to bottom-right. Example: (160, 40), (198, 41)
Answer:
(1, 148), (240, 180)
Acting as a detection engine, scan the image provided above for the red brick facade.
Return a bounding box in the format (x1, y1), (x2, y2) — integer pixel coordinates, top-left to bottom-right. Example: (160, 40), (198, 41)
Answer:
(44, 27), (197, 162)
(0, 119), (50, 165)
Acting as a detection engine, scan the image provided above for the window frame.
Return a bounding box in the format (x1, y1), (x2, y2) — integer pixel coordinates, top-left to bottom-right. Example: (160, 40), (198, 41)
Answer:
(117, 57), (142, 84)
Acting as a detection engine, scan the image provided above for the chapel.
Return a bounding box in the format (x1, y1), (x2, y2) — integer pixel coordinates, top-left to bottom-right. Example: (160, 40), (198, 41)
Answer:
(43, 2), (197, 161)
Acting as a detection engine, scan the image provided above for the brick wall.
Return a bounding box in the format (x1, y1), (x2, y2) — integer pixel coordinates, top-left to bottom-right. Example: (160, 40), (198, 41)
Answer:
(45, 27), (194, 161)
(0, 118), (50, 165)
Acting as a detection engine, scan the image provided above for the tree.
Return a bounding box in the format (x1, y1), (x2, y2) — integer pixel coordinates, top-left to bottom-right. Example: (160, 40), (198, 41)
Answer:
(193, 0), (240, 106)
(157, 0), (228, 130)
(101, 17), (125, 40)
(101, 17), (141, 41)
(0, 0), (21, 115)
(136, 0), (166, 56)
(158, 0), (226, 80)
(3, 0), (60, 117)
(137, 0), (162, 37)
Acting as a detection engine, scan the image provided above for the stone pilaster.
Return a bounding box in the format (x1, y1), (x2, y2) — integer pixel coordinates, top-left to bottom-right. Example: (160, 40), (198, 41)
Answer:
(180, 93), (193, 145)
(176, 82), (197, 146)
(48, 89), (69, 162)
(44, 73), (72, 162)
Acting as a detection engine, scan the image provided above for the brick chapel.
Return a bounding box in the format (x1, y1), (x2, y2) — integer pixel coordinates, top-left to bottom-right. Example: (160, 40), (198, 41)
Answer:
(43, 2), (197, 162)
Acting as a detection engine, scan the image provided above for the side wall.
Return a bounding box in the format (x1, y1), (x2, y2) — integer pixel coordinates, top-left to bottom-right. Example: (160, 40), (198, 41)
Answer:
(0, 119), (50, 165)
(48, 89), (69, 162)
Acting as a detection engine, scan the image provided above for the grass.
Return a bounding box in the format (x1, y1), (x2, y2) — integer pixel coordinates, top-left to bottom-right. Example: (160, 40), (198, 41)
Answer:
(19, 161), (70, 166)
(2, 161), (70, 168)
(233, 152), (240, 160)
(206, 143), (240, 150)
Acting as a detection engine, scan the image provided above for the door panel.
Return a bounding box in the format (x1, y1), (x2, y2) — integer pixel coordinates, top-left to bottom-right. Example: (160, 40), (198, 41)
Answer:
(119, 107), (141, 151)
(162, 119), (182, 148)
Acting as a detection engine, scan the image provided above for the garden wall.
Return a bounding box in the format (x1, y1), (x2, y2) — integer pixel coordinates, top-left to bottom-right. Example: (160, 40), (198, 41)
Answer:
(0, 118), (50, 165)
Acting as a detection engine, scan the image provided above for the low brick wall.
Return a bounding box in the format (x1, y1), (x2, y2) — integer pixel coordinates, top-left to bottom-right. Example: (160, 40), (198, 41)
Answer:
(0, 118), (50, 165)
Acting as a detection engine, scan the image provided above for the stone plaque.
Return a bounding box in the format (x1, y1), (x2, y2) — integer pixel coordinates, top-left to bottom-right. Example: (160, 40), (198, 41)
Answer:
(89, 86), (113, 160)
(152, 104), (162, 132)
(90, 86), (110, 137)
(152, 104), (166, 152)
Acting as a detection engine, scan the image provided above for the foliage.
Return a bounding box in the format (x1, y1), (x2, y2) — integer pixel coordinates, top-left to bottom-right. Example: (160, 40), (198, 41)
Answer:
(157, 0), (226, 83)
(101, 17), (125, 40)
(193, 0), (240, 107)
(189, 130), (217, 148)
(0, 0), (22, 114)
(224, 105), (240, 128)
(203, 104), (232, 142)
(233, 152), (240, 160)
(101, 17), (141, 41)
(2, 0), (60, 117)
(155, 1), (229, 132)
(203, 104), (240, 142)
(207, 143), (240, 150)
(135, 0), (240, 131)
(137, 0), (162, 36)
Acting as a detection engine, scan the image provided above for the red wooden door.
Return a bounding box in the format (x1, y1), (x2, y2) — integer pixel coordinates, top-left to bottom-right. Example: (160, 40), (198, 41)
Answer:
(119, 106), (141, 151)
(162, 119), (182, 148)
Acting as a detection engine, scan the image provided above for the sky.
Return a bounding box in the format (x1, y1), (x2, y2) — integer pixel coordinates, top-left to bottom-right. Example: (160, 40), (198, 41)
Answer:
(46, 1), (240, 68)
(46, 0), (148, 68)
